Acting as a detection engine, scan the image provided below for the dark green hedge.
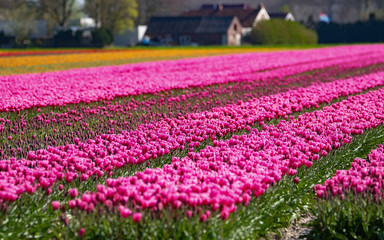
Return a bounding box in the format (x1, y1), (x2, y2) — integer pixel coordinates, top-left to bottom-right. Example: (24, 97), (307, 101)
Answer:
(0, 31), (11, 45)
(251, 19), (318, 45)
(91, 28), (114, 47)
(54, 28), (114, 48)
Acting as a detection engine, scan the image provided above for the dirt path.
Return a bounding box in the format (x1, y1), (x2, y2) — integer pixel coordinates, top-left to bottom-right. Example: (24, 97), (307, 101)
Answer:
(265, 214), (315, 240)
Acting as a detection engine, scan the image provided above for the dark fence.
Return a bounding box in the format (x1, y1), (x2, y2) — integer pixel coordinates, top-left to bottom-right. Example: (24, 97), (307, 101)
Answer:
(317, 20), (384, 44)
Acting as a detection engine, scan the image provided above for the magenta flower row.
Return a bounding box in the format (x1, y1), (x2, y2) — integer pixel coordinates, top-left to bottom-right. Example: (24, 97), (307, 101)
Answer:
(1, 50), (382, 142)
(314, 144), (384, 200)
(1, 45), (383, 112)
(66, 85), (384, 221)
(1, 70), (384, 204)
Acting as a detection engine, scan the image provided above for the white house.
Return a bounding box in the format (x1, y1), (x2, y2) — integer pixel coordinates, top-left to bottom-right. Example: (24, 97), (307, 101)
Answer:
(113, 25), (147, 47)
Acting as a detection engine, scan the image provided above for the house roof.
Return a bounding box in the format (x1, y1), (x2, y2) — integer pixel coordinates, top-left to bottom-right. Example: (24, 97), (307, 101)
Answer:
(196, 16), (237, 33)
(145, 16), (236, 35)
(201, 4), (250, 10)
(182, 5), (262, 28)
(269, 12), (289, 19)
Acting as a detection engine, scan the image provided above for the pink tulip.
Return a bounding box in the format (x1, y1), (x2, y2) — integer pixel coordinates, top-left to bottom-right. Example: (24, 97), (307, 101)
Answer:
(79, 228), (85, 237)
(68, 188), (78, 199)
(294, 177), (300, 184)
(51, 201), (60, 211)
(68, 200), (76, 209)
(132, 213), (142, 223)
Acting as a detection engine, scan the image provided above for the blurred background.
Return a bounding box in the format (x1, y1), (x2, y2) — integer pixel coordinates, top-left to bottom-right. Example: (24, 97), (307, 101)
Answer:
(0, 0), (383, 48)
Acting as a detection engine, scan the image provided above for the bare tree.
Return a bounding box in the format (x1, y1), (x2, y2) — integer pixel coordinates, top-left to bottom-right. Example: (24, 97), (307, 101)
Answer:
(0, 0), (13, 10)
(84, 0), (137, 33)
(138, 0), (163, 25)
(0, 0), (37, 44)
(37, 0), (76, 27)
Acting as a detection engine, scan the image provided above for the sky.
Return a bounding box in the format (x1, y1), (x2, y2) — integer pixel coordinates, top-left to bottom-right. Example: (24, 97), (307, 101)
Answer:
(76, 0), (84, 6)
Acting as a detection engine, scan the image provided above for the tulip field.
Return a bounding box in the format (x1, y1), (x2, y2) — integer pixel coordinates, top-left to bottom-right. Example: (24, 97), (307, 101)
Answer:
(2, 45), (384, 239)
(0, 47), (275, 76)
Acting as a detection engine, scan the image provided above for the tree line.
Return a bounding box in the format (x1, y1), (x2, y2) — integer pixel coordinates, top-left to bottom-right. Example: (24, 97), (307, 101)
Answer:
(0, 0), (144, 46)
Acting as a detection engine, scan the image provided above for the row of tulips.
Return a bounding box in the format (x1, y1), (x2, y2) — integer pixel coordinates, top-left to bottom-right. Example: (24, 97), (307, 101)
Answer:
(0, 48), (261, 69)
(65, 84), (384, 222)
(0, 49), (131, 57)
(314, 144), (384, 201)
(1, 70), (384, 203)
(2, 50), (384, 159)
(0, 48), (269, 76)
(310, 143), (384, 239)
(1, 45), (383, 112)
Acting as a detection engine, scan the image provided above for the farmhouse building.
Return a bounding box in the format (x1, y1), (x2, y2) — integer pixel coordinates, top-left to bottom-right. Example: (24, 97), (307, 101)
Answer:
(145, 16), (242, 46)
(181, 4), (270, 36)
